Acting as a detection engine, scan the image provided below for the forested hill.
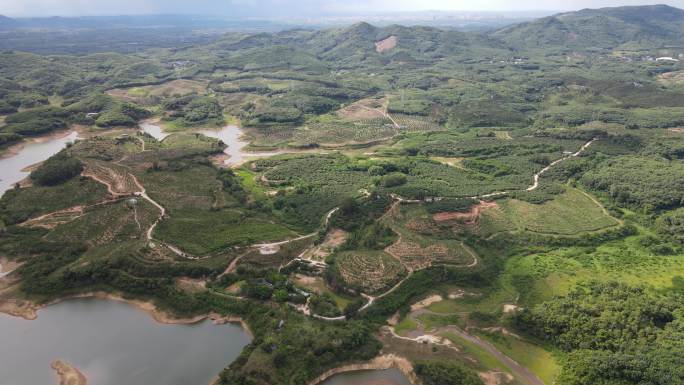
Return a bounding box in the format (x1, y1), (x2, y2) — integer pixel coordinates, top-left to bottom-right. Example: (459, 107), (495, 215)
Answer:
(3, 5), (684, 56)
(205, 4), (684, 65)
(493, 4), (684, 51)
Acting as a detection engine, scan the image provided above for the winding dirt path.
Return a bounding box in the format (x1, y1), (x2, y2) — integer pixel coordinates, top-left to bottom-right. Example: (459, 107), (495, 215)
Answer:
(526, 138), (596, 192)
(129, 174), (166, 241)
(460, 138), (596, 200)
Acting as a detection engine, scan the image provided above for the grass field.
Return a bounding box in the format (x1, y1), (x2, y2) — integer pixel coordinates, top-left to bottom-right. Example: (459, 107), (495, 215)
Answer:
(479, 187), (620, 237)
(502, 228), (684, 304)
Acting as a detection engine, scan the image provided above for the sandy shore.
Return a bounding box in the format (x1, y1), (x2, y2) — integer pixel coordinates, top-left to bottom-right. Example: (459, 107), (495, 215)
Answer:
(307, 354), (418, 385)
(0, 291), (252, 337)
(51, 360), (87, 385)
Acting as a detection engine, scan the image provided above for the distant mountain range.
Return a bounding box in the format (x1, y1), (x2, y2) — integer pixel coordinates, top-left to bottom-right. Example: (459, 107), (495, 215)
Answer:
(493, 4), (684, 50)
(0, 12), (544, 32)
(1, 5), (684, 55)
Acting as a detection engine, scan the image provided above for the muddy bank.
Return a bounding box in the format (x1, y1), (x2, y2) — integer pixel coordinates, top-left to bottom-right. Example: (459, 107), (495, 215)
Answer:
(308, 354), (418, 385)
(51, 360), (87, 385)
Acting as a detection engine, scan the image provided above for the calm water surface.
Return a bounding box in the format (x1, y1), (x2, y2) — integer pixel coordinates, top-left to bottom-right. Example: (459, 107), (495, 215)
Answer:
(319, 369), (412, 385)
(0, 299), (250, 385)
(198, 125), (249, 166)
(0, 131), (79, 196)
(139, 121), (170, 141)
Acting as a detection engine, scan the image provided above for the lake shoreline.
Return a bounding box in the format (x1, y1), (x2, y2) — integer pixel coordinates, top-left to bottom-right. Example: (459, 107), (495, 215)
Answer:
(0, 129), (78, 161)
(307, 354), (418, 385)
(0, 291), (253, 338)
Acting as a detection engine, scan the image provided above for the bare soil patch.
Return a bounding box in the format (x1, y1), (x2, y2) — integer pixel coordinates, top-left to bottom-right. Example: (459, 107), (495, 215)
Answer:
(433, 200), (499, 224)
(107, 79), (208, 104)
(375, 36), (398, 53)
(301, 228), (348, 261)
(410, 295), (443, 312)
(658, 70), (684, 85)
(337, 98), (388, 121)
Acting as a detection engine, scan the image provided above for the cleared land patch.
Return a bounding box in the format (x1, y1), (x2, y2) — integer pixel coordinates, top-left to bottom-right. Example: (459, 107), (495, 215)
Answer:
(107, 79), (208, 104)
(375, 35), (398, 53)
(382, 203), (474, 270)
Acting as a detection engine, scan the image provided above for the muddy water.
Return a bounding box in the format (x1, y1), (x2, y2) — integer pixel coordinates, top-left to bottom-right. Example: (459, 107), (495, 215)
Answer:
(0, 299), (250, 385)
(0, 131), (79, 196)
(319, 369), (412, 385)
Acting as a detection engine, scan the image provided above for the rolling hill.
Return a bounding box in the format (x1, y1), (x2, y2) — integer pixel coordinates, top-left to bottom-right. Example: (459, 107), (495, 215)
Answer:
(492, 4), (684, 51)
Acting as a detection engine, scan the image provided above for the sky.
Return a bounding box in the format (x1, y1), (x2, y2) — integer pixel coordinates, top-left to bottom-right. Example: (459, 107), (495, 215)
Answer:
(2, 0), (684, 17)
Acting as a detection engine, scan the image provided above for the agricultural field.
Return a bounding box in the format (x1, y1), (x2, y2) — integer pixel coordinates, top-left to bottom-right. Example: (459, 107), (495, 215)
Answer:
(334, 250), (407, 294)
(477, 188), (621, 237)
(45, 198), (157, 246)
(382, 204), (476, 270)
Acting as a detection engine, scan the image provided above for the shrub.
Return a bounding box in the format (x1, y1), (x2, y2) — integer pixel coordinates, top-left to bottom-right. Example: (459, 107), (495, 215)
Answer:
(380, 173), (407, 187)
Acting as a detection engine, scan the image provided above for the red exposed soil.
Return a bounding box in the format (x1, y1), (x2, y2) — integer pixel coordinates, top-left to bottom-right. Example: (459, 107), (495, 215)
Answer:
(375, 36), (398, 53)
(432, 200), (498, 224)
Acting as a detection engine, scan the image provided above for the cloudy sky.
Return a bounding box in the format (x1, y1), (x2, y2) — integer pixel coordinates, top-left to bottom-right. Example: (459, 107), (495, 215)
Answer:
(2, 0), (684, 17)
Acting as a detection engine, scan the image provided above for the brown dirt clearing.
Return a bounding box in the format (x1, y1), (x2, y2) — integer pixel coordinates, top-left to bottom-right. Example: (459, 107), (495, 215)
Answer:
(375, 35), (398, 53)
(433, 200), (499, 223)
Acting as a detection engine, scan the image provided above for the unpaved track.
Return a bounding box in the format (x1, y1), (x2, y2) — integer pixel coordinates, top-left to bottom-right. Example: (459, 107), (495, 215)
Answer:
(388, 323), (544, 385)
(442, 326), (544, 385)
(128, 174), (165, 241)
(388, 299), (545, 385)
(526, 138), (596, 192)
(257, 207), (339, 255)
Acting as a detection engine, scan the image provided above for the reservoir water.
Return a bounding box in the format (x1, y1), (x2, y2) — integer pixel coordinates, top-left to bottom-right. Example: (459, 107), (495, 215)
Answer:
(198, 125), (249, 166)
(0, 299), (250, 385)
(139, 121), (170, 141)
(319, 369), (413, 385)
(0, 131), (79, 196)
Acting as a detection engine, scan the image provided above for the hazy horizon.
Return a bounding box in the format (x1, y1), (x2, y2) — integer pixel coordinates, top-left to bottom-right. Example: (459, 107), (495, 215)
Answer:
(2, 0), (684, 18)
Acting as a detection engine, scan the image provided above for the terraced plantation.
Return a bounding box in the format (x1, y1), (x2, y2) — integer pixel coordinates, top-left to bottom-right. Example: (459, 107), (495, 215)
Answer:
(2, 4), (684, 385)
